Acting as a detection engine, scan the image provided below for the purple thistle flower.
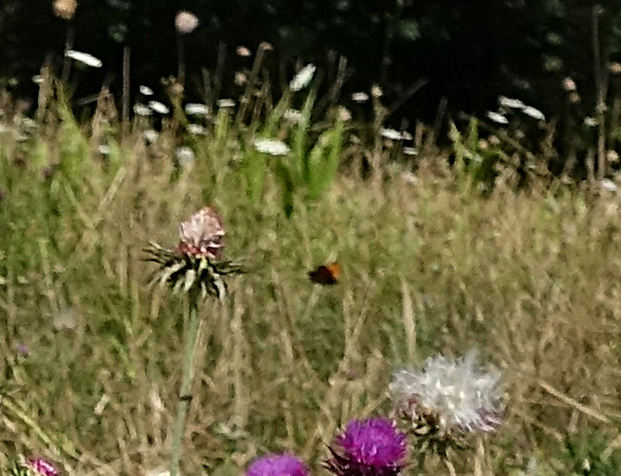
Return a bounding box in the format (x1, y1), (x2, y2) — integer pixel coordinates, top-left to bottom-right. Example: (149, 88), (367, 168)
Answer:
(246, 454), (309, 476)
(16, 343), (29, 356)
(24, 457), (60, 476)
(325, 418), (407, 476)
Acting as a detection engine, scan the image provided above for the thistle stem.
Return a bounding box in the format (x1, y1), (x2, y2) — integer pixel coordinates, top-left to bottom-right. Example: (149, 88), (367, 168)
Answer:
(170, 287), (201, 476)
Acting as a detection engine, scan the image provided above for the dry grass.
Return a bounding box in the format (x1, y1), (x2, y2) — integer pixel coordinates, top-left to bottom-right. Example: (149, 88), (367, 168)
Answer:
(1, 114), (620, 476)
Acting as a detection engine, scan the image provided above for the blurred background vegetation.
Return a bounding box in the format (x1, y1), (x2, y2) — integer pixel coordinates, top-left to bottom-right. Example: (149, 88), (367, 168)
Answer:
(3, 0), (621, 177)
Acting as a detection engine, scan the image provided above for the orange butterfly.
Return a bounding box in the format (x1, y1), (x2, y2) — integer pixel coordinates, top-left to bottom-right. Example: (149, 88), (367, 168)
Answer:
(308, 262), (341, 285)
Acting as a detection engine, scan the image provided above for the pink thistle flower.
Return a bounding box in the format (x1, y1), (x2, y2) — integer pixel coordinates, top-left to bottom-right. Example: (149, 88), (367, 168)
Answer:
(24, 458), (60, 476)
(325, 418), (407, 476)
(246, 454), (309, 476)
(177, 206), (225, 260)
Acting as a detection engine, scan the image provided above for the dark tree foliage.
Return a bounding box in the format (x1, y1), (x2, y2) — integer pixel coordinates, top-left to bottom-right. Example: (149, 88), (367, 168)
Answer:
(2, 0), (621, 126)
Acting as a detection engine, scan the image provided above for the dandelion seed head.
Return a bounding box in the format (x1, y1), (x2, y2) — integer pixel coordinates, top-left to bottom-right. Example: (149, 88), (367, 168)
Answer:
(390, 350), (503, 434)
(175, 11), (199, 34)
(246, 454), (309, 476)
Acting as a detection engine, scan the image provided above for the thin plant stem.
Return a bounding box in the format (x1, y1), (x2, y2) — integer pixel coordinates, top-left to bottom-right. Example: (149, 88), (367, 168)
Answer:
(177, 32), (186, 87)
(61, 24), (75, 85)
(122, 46), (131, 135)
(170, 287), (202, 476)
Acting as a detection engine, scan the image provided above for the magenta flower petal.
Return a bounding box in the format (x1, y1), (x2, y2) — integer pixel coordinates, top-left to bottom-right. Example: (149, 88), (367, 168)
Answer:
(246, 454), (309, 476)
(325, 418), (407, 476)
(25, 458), (60, 476)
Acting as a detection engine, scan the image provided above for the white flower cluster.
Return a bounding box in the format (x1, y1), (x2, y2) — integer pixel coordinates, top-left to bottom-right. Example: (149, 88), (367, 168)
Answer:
(390, 350), (502, 433)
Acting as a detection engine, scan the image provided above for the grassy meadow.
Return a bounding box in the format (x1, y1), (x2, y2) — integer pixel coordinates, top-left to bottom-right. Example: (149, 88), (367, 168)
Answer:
(1, 80), (621, 476)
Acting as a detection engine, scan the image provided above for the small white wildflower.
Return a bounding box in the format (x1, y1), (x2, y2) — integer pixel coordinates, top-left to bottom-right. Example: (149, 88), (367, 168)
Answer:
(600, 178), (618, 192)
(175, 147), (195, 167)
(140, 85), (154, 96)
(185, 103), (210, 116)
(32, 75), (43, 84)
(337, 106), (352, 121)
(188, 124), (207, 135)
(607, 150), (619, 163)
(390, 350), (503, 433)
(53, 307), (79, 331)
(521, 106), (545, 121)
(97, 144), (111, 155)
(498, 96), (525, 109)
(253, 138), (290, 156)
(403, 147), (418, 156)
(371, 84), (383, 98)
(21, 118), (37, 130)
(236, 46), (251, 57)
(351, 92), (369, 103)
(145, 467), (171, 476)
(380, 128), (406, 140)
(583, 117), (598, 127)
(143, 129), (159, 143)
(133, 103), (152, 116)
(289, 64), (316, 92)
(562, 77), (577, 92)
(94, 394), (110, 415)
(65, 50), (103, 68)
(283, 109), (304, 124)
(217, 99), (235, 108)
(486, 111), (509, 125)
(401, 171), (418, 184)
(148, 101), (169, 115)
(234, 72), (248, 86)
